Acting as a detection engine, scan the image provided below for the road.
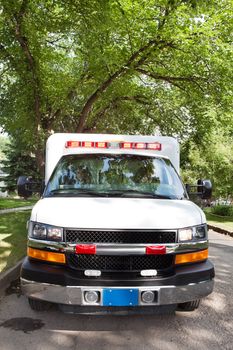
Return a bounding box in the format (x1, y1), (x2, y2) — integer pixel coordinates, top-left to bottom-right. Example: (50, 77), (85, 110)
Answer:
(0, 230), (233, 350)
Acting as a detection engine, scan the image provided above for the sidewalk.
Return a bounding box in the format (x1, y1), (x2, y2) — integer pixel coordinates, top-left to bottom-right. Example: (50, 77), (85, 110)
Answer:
(0, 206), (33, 215)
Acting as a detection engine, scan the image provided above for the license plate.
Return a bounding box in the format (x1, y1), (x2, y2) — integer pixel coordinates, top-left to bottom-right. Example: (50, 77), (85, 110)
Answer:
(103, 288), (138, 306)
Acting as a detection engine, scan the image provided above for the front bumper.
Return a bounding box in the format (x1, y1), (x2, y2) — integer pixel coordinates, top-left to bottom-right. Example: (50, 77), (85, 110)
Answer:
(21, 258), (214, 306)
(21, 278), (214, 306)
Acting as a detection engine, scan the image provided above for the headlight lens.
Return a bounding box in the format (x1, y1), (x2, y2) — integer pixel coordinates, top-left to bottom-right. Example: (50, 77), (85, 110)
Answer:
(178, 224), (207, 242)
(33, 224), (47, 240)
(29, 222), (63, 241)
(178, 228), (193, 241)
(193, 225), (207, 239)
(47, 227), (63, 241)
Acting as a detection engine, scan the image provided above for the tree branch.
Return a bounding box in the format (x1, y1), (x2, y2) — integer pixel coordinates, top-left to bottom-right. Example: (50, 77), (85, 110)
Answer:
(76, 39), (175, 132)
(84, 95), (151, 132)
(12, 0), (44, 172)
(136, 68), (205, 91)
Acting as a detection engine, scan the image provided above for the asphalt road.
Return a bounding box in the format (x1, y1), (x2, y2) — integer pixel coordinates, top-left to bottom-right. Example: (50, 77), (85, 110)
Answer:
(0, 230), (233, 350)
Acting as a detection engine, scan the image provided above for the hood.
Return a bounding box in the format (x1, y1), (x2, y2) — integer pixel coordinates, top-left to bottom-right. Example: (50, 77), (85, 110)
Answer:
(31, 197), (205, 230)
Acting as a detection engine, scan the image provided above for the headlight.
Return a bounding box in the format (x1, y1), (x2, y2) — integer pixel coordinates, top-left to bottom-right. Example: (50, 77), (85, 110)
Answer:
(178, 228), (193, 241)
(29, 222), (63, 241)
(193, 225), (207, 239)
(33, 224), (47, 240)
(178, 224), (207, 242)
(47, 227), (63, 241)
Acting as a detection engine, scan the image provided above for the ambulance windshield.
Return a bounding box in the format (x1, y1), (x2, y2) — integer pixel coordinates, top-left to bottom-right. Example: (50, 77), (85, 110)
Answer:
(44, 154), (186, 199)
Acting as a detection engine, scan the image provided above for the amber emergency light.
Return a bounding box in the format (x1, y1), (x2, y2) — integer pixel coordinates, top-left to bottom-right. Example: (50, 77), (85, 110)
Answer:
(175, 249), (208, 265)
(27, 247), (66, 264)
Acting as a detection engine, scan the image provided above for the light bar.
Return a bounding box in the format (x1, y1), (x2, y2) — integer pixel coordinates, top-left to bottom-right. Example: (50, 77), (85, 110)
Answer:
(121, 142), (133, 149)
(65, 140), (162, 151)
(146, 245), (166, 255)
(76, 244), (96, 255)
(147, 142), (162, 150)
(82, 141), (94, 148)
(27, 247), (66, 263)
(175, 249), (208, 265)
(96, 142), (108, 148)
(134, 142), (147, 149)
(65, 141), (80, 148)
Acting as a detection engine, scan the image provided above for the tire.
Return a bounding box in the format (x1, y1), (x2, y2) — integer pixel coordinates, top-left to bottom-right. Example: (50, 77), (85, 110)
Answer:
(28, 298), (52, 311)
(177, 299), (200, 312)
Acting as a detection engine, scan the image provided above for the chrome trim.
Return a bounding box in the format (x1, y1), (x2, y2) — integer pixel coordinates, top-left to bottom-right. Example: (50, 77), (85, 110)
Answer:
(28, 238), (208, 255)
(21, 278), (214, 306)
(96, 245), (145, 255)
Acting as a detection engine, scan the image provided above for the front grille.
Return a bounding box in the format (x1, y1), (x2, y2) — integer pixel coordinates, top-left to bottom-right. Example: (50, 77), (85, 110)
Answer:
(65, 229), (176, 244)
(67, 254), (174, 272)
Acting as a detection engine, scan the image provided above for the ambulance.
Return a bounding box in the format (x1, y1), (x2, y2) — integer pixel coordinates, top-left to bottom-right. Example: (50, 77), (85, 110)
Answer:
(18, 133), (214, 313)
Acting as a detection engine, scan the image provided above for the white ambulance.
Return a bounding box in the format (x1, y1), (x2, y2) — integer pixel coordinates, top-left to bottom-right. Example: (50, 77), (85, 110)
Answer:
(18, 134), (214, 313)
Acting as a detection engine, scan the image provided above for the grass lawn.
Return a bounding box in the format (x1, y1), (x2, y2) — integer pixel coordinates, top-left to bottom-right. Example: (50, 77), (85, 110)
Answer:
(0, 211), (30, 273)
(0, 197), (37, 210)
(205, 210), (233, 232)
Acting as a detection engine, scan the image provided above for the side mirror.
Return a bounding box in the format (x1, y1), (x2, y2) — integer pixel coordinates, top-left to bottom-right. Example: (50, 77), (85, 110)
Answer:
(17, 176), (44, 198)
(198, 179), (212, 199)
(186, 179), (212, 199)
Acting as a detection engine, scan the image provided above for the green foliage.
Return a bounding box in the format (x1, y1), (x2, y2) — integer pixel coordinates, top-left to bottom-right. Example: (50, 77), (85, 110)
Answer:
(0, 1), (232, 135)
(210, 205), (233, 217)
(0, 135), (9, 162)
(0, 211), (29, 272)
(181, 123), (233, 198)
(1, 138), (41, 193)
(0, 198), (37, 210)
(0, 0), (232, 196)
(205, 210), (233, 231)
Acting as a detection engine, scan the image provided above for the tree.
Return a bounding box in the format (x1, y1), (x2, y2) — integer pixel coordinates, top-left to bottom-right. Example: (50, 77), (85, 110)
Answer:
(1, 137), (41, 193)
(181, 125), (233, 199)
(0, 0), (232, 175)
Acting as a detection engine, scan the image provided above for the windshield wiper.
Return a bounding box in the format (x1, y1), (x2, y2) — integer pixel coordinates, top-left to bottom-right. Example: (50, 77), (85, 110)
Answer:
(47, 188), (181, 199)
(47, 189), (107, 197)
(104, 189), (175, 199)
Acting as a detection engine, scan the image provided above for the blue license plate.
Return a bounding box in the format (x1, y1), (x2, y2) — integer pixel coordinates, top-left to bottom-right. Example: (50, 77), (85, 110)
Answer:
(103, 288), (138, 306)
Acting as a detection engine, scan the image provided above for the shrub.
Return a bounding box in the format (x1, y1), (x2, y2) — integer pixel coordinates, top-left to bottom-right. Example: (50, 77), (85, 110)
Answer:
(211, 205), (233, 217)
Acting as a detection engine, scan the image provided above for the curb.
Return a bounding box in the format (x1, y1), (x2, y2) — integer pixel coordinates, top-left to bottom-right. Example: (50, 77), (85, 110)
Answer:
(208, 224), (233, 238)
(0, 206), (33, 215)
(0, 258), (24, 296)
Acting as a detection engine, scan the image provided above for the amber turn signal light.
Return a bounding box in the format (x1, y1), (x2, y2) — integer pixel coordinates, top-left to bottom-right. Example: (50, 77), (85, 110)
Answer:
(27, 247), (66, 264)
(175, 249), (208, 265)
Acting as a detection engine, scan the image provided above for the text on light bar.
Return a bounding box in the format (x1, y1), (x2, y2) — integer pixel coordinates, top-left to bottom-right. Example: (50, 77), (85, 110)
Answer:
(147, 142), (162, 151)
(65, 141), (162, 150)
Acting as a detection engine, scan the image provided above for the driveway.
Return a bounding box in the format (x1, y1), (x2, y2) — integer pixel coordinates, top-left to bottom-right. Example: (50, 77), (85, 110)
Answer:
(0, 230), (232, 350)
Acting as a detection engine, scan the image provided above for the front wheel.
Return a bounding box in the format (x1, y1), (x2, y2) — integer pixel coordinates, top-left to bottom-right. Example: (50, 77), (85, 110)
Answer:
(28, 298), (52, 311)
(177, 299), (200, 312)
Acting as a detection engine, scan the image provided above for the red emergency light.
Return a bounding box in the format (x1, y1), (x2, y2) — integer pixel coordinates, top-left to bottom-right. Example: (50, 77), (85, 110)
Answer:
(121, 142), (133, 149)
(65, 141), (80, 148)
(147, 142), (162, 151)
(82, 141), (94, 148)
(95, 142), (108, 148)
(65, 140), (162, 151)
(134, 142), (147, 149)
(146, 245), (166, 255)
(75, 244), (96, 255)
